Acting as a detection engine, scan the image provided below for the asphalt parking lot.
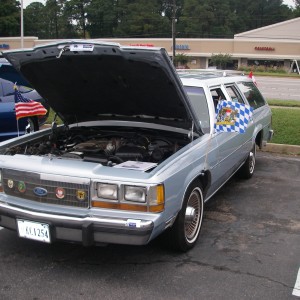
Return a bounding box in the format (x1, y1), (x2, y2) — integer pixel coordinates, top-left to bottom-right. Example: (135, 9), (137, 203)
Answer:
(0, 151), (299, 300)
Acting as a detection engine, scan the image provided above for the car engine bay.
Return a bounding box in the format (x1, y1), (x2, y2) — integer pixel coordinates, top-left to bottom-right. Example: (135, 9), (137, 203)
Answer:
(2, 125), (190, 167)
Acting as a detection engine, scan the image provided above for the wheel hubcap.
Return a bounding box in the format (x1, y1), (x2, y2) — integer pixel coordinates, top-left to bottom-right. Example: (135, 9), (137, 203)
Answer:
(185, 206), (196, 222)
(184, 189), (202, 242)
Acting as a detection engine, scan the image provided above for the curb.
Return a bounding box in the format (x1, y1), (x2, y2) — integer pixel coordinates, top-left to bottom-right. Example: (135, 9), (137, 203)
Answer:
(261, 143), (300, 156)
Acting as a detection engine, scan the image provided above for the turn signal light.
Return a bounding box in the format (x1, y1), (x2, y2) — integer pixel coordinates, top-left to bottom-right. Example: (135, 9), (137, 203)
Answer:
(92, 201), (148, 212)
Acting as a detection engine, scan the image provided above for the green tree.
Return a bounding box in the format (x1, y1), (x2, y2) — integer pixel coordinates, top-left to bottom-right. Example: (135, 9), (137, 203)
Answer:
(114, 0), (169, 37)
(293, 0), (300, 16)
(177, 0), (215, 37)
(45, 0), (62, 38)
(230, 0), (293, 31)
(174, 53), (189, 67)
(24, 2), (48, 38)
(0, 0), (19, 36)
(56, 0), (80, 38)
(210, 53), (232, 69)
(0, 0), (296, 40)
(86, 0), (117, 37)
(65, 0), (91, 38)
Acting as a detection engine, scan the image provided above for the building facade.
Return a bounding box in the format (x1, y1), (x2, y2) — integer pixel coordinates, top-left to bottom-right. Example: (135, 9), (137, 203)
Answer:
(1, 17), (300, 70)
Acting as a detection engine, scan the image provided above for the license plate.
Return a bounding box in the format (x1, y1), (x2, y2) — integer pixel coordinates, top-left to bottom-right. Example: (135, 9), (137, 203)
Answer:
(17, 219), (51, 243)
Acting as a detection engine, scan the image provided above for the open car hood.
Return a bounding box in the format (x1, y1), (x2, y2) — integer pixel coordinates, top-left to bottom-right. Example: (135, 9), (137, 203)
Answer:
(3, 41), (201, 133)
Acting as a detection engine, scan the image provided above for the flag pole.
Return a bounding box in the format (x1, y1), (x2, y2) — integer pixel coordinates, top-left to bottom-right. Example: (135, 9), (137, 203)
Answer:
(20, 0), (24, 49)
(14, 83), (20, 137)
(17, 119), (20, 137)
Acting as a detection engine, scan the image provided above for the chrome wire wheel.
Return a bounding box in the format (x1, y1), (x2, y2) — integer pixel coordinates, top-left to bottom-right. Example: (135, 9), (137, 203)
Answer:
(164, 182), (204, 251)
(184, 187), (203, 244)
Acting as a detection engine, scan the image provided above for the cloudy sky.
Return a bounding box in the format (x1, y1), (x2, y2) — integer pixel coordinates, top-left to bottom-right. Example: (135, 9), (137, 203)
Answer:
(23, 0), (296, 8)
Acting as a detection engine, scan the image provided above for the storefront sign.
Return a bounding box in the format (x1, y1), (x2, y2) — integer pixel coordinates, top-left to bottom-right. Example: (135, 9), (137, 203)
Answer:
(254, 46), (275, 51)
(174, 44), (190, 50)
(130, 44), (154, 47)
(0, 44), (9, 50)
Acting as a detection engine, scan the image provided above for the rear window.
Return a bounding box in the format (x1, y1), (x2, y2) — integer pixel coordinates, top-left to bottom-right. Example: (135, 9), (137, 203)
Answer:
(237, 81), (266, 109)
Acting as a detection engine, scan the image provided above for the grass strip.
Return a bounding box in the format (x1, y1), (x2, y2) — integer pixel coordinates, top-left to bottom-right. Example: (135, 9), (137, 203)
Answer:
(252, 73), (300, 78)
(267, 99), (300, 108)
(271, 107), (300, 145)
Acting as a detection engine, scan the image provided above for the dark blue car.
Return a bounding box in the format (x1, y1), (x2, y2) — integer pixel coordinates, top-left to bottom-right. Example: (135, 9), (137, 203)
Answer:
(0, 58), (49, 141)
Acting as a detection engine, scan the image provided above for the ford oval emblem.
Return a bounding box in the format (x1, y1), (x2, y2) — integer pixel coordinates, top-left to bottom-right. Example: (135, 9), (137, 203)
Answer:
(33, 187), (48, 197)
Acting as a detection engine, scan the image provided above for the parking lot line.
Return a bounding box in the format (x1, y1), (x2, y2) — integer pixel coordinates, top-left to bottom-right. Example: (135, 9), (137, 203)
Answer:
(293, 267), (300, 297)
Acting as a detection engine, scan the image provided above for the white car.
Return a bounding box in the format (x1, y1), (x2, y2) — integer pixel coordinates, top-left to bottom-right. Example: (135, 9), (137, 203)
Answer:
(0, 41), (273, 251)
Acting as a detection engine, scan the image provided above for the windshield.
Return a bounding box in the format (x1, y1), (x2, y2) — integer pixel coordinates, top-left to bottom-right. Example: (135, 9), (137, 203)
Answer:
(1, 79), (33, 98)
(184, 86), (210, 133)
(0, 63), (31, 87)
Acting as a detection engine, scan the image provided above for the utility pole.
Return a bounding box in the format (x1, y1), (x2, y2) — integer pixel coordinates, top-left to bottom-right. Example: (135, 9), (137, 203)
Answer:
(171, 0), (179, 63)
(20, 0), (24, 49)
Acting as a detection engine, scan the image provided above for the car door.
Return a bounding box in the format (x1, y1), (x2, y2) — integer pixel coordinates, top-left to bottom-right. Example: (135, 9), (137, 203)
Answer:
(211, 84), (254, 190)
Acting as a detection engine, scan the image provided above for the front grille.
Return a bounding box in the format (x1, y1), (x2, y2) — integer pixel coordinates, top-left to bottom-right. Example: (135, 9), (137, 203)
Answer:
(2, 169), (90, 208)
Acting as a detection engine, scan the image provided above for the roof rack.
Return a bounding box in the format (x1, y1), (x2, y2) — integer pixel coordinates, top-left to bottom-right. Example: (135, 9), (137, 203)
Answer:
(177, 69), (245, 79)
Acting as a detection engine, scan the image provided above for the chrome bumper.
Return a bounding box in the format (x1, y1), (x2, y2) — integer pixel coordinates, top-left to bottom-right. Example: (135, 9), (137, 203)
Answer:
(0, 202), (154, 246)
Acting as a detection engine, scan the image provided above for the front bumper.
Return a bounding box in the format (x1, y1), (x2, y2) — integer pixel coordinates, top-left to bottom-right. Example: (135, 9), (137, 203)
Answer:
(0, 202), (154, 246)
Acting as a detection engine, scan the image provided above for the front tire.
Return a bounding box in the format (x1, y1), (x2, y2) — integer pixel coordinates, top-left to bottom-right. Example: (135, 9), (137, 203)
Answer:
(165, 181), (204, 252)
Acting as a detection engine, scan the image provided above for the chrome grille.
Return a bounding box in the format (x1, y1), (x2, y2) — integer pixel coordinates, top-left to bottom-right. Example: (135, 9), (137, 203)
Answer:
(2, 169), (90, 208)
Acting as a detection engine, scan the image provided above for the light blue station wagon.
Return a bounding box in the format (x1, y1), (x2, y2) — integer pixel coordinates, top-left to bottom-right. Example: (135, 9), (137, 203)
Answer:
(0, 41), (273, 251)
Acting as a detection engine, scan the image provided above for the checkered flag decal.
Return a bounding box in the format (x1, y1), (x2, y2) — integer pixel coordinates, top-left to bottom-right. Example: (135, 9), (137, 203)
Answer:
(214, 100), (253, 134)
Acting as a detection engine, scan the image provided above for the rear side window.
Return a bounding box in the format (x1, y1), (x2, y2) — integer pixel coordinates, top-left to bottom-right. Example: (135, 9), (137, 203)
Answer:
(225, 85), (244, 104)
(210, 87), (226, 109)
(184, 86), (210, 133)
(237, 81), (266, 109)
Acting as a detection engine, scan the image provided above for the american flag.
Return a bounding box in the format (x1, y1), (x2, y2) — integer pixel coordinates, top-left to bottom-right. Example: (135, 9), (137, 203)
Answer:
(14, 87), (47, 120)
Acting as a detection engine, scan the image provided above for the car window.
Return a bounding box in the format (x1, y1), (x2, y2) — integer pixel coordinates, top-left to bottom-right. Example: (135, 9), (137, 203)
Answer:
(2, 80), (15, 97)
(210, 87), (226, 109)
(237, 81), (266, 109)
(1, 79), (33, 98)
(225, 85), (244, 104)
(184, 86), (210, 133)
(0, 64), (30, 86)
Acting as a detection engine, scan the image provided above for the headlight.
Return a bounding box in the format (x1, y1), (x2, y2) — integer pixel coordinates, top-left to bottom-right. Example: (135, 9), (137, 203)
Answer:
(124, 186), (146, 203)
(97, 183), (118, 200)
(92, 182), (165, 213)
